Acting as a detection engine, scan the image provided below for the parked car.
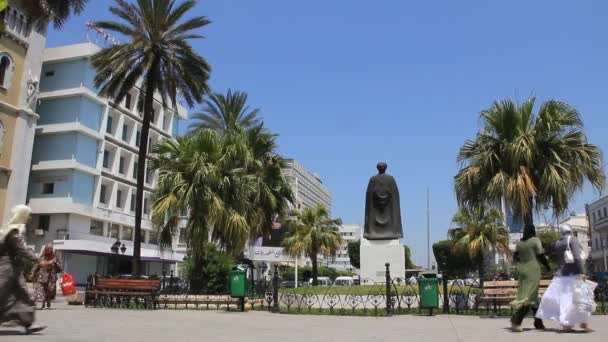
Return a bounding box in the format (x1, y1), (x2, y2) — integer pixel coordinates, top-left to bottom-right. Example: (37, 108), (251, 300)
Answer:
(308, 277), (332, 286)
(280, 281), (305, 288)
(333, 276), (354, 286)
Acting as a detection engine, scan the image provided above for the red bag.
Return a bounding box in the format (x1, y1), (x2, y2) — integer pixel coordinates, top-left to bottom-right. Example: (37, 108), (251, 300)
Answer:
(61, 273), (77, 296)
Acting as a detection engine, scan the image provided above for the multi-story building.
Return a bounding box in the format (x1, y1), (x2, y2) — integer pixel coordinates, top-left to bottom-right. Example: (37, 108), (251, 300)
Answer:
(282, 158), (331, 214)
(25, 42), (186, 284)
(586, 197), (608, 272)
(327, 224), (361, 274)
(0, 1), (46, 223)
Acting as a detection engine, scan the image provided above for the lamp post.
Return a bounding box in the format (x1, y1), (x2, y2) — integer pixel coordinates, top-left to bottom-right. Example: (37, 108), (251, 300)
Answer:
(110, 239), (121, 275)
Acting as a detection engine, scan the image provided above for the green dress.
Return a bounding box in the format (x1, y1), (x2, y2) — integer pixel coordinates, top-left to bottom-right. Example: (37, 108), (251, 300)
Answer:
(512, 237), (543, 309)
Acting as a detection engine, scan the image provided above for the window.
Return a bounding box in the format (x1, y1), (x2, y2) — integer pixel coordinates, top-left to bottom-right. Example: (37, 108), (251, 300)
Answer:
(90, 220), (104, 236)
(143, 198), (149, 215)
(125, 93), (132, 109)
(119, 157), (125, 174)
(133, 161), (138, 179)
(100, 184), (107, 204)
(106, 116), (113, 134)
(103, 150), (110, 168)
(109, 224), (119, 239)
(44, 70), (55, 77)
(152, 109), (156, 124)
(135, 130), (140, 147)
(116, 190), (123, 208)
(178, 228), (187, 244)
(42, 183), (54, 194)
(130, 194), (136, 212)
(0, 55), (12, 88)
(598, 210), (602, 219)
(122, 124), (128, 141)
(146, 167), (153, 184)
(122, 226), (133, 241)
(38, 215), (50, 231)
(604, 207), (607, 218)
(593, 212), (597, 222)
(148, 231), (158, 245)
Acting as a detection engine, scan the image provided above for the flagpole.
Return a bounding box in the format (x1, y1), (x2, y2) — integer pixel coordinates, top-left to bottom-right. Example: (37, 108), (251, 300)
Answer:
(427, 187), (431, 270)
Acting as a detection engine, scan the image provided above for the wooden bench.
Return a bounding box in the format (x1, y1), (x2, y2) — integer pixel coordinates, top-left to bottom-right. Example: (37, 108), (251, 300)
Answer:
(86, 278), (161, 309)
(479, 279), (551, 312)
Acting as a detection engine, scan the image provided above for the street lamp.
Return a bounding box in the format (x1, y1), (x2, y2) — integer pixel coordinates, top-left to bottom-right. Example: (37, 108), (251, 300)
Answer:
(110, 239), (121, 275)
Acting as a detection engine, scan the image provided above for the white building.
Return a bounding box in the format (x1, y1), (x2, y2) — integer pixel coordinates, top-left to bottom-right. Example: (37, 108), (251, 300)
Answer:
(327, 224), (361, 274)
(559, 214), (590, 258)
(248, 158), (333, 278)
(281, 158), (331, 215)
(586, 197), (608, 272)
(25, 43), (186, 285)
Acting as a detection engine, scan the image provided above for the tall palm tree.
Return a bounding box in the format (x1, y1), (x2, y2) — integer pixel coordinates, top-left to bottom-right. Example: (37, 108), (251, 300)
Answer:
(189, 89), (261, 133)
(455, 97), (605, 225)
(150, 127), (293, 259)
(450, 207), (509, 284)
(91, 0), (211, 275)
(22, 0), (88, 29)
(282, 205), (343, 286)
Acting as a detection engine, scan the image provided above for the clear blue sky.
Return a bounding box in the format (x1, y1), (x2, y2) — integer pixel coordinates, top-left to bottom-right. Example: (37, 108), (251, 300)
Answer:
(46, 0), (608, 266)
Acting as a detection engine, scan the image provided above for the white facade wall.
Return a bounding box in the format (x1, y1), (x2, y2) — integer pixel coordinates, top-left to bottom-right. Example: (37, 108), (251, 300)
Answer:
(586, 197), (608, 272)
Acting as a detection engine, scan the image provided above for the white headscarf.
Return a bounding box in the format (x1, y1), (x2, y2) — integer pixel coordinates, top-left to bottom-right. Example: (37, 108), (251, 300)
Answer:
(559, 223), (573, 237)
(0, 205), (32, 241)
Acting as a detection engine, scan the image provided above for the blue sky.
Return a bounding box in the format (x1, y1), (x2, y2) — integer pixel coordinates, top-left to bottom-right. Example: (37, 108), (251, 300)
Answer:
(47, 0), (608, 266)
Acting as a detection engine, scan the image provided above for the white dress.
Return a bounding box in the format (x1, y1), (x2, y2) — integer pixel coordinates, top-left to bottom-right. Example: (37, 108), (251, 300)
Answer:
(536, 275), (590, 326)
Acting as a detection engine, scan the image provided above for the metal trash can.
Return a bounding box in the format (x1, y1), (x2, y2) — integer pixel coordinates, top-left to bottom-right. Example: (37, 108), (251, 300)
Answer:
(418, 272), (439, 315)
(230, 264), (248, 311)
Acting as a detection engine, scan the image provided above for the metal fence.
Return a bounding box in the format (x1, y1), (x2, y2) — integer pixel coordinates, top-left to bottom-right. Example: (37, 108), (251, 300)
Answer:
(88, 264), (608, 315)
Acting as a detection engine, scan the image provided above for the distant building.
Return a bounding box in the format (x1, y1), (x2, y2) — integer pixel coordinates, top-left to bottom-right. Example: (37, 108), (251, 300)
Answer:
(0, 2), (46, 223)
(25, 43), (186, 284)
(586, 197), (608, 272)
(281, 158), (331, 214)
(327, 224), (361, 274)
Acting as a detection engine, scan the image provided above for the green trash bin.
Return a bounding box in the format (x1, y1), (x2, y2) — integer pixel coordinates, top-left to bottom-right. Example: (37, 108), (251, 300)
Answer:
(230, 265), (248, 311)
(418, 273), (439, 315)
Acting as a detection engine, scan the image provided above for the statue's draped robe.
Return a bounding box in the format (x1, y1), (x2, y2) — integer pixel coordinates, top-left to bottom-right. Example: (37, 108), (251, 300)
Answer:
(364, 173), (403, 240)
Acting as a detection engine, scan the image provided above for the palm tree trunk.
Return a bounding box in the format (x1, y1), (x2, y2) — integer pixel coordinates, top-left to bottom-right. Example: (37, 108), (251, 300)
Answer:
(478, 254), (485, 288)
(523, 197), (534, 226)
(133, 58), (160, 276)
(311, 253), (318, 286)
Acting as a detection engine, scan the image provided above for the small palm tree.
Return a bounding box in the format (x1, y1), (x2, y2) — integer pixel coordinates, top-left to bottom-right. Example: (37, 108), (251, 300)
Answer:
(189, 89), (261, 133)
(23, 0), (87, 29)
(91, 0), (211, 275)
(451, 207), (509, 284)
(455, 97), (605, 225)
(282, 205), (343, 286)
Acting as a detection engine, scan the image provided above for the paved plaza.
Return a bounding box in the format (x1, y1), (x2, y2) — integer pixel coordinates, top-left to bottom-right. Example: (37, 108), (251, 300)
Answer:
(1, 303), (607, 342)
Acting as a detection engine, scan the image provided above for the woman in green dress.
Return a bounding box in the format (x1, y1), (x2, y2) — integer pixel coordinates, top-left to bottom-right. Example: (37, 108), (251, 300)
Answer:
(511, 224), (550, 332)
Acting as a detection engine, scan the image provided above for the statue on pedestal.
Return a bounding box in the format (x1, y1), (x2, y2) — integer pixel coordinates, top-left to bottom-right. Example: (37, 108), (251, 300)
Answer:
(364, 162), (403, 240)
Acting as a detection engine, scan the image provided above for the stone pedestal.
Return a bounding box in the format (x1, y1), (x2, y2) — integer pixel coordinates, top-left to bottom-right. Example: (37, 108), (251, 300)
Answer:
(360, 239), (405, 283)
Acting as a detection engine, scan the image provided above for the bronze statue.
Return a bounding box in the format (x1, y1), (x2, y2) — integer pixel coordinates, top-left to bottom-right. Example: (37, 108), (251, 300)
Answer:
(364, 162), (403, 240)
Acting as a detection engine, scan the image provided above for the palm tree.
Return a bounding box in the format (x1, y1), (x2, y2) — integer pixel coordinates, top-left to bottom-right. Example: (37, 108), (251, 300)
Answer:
(189, 89), (261, 133)
(91, 0), (211, 275)
(450, 207), (509, 284)
(455, 97), (605, 225)
(22, 0), (88, 29)
(282, 205), (343, 286)
(150, 127), (293, 259)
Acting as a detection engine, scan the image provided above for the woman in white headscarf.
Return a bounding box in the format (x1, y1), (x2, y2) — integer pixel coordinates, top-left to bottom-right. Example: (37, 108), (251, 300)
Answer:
(0, 205), (46, 334)
(536, 224), (590, 332)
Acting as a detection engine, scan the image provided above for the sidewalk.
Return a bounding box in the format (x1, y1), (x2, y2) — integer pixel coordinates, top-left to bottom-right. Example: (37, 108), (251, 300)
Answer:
(3, 303), (606, 341)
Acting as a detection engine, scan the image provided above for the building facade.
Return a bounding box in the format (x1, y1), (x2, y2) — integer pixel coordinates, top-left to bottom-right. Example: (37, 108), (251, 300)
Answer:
(25, 43), (186, 285)
(327, 224), (361, 273)
(281, 159), (331, 214)
(0, 1), (46, 223)
(586, 197), (608, 272)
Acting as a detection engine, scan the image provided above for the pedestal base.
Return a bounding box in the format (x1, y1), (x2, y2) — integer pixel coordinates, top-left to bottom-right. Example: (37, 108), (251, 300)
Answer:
(360, 239), (405, 283)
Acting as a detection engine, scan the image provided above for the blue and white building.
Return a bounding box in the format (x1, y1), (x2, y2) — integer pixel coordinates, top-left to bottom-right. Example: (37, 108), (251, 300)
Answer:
(25, 43), (186, 284)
